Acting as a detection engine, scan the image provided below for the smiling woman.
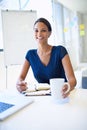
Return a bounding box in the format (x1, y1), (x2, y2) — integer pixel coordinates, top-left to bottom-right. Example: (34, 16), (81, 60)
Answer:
(16, 17), (76, 99)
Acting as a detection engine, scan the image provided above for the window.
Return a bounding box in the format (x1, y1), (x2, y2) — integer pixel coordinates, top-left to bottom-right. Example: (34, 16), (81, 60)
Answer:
(52, 1), (64, 45)
(52, 0), (80, 69)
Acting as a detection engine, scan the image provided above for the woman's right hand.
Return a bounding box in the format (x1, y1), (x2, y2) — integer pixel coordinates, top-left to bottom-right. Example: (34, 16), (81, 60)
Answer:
(16, 80), (28, 93)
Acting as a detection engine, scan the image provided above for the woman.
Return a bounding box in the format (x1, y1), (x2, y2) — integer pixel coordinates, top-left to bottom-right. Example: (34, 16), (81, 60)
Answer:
(16, 17), (77, 98)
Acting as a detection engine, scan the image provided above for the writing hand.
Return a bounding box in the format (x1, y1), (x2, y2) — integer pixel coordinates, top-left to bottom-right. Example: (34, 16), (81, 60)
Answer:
(16, 81), (28, 93)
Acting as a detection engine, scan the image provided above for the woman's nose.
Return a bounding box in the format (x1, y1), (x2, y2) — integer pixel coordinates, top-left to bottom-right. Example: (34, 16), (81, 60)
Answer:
(37, 30), (42, 36)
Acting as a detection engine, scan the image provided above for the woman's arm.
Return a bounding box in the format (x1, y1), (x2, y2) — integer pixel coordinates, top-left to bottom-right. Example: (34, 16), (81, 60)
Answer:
(16, 59), (30, 92)
(62, 54), (77, 97)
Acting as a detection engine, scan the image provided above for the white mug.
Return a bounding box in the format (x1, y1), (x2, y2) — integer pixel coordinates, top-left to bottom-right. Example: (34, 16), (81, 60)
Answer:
(50, 78), (70, 101)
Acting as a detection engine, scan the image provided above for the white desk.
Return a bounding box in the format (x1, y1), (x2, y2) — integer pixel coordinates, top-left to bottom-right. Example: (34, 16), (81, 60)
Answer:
(0, 88), (87, 130)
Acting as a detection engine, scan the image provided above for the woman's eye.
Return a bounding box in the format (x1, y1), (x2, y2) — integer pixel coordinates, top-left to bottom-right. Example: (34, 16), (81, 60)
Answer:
(34, 29), (47, 33)
(35, 30), (38, 32)
(42, 30), (46, 32)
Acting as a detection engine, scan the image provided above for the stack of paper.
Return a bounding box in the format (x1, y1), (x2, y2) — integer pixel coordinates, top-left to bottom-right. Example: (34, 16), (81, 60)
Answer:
(22, 83), (51, 96)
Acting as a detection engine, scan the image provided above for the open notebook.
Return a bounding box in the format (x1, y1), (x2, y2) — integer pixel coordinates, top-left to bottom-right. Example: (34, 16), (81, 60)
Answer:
(22, 83), (51, 96)
(0, 90), (34, 121)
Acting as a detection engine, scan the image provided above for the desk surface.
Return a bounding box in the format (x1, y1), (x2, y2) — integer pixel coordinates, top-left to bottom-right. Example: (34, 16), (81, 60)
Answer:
(0, 88), (87, 130)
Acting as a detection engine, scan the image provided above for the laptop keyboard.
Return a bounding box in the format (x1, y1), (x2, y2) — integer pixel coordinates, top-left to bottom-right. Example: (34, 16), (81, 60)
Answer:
(0, 102), (14, 113)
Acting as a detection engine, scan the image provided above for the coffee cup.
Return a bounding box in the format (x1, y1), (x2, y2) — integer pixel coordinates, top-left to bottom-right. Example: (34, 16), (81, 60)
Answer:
(50, 78), (70, 103)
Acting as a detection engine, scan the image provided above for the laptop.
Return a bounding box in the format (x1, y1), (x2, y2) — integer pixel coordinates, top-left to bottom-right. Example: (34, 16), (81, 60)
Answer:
(0, 90), (34, 121)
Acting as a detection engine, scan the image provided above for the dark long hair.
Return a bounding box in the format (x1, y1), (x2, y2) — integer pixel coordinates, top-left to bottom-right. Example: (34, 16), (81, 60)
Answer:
(34, 17), (52, 32)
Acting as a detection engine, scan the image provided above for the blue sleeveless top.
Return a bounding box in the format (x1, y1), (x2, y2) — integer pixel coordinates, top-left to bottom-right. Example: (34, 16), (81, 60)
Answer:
(25, 45), (68, 83)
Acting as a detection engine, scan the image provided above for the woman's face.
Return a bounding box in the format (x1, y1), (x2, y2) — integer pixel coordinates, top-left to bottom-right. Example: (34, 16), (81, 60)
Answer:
(33, 22), (51, 44)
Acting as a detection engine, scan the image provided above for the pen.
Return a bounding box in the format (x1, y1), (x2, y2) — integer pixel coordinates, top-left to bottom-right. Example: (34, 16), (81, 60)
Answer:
(21, 91), (26, 94)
